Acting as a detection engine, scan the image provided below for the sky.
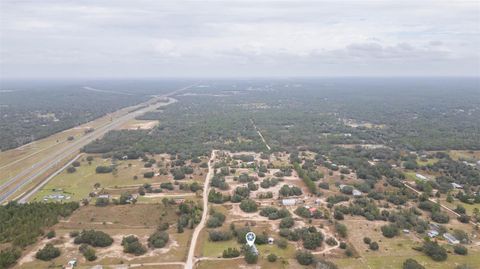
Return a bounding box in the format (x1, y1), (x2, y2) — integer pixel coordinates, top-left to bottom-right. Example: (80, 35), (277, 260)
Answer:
(0, 0), (479, 79)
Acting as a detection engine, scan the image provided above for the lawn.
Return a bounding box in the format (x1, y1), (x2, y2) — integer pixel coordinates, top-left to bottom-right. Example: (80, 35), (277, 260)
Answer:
(30, 155), (170, 202)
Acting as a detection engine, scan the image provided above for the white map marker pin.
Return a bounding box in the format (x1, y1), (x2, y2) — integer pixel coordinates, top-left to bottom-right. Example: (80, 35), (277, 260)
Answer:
(245, 232), (256, 247)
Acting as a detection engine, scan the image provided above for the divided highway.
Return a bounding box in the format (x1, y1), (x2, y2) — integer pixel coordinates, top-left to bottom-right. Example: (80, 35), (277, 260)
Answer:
(0, 85), (195, 204)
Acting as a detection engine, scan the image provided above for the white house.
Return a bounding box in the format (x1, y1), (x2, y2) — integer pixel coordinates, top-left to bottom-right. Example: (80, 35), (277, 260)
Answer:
(66, 258), (77, 269)
(451, 183), (463, 189)
(427, 230), (439, 238)
(282, 199), (296, 206)
(352, 189), (362, 196)
(416, 174), (427, 181)
(443, 233), (460, 244)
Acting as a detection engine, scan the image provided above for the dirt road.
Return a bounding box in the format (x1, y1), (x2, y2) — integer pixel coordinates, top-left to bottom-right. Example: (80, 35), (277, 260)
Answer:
(185, 150), (216, 269)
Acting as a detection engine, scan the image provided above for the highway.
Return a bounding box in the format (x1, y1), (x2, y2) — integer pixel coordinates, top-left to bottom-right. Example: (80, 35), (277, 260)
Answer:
(0, 85), (195, 204)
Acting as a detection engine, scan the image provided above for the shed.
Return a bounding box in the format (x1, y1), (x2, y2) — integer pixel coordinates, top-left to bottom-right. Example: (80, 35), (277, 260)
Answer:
(352, 189), (362, 196)
(282, 199), (296, 206)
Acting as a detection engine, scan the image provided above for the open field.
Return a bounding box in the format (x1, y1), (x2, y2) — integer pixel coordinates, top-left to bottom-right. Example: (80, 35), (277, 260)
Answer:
(29, 153), (207, 202)
(337, 217), (480, 269)
(118, 119), (159, 130)
(16, 203), (194, 269)
(447, 150), (480, 161)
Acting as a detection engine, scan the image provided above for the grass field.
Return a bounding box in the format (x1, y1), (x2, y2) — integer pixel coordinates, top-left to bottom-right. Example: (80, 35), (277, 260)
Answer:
(417, 158), (439, 166)
(29, 154), (206, 202)
(338, 217), (480, 269)
(17, 203), (194, 269)
(447, 150), (480, 161)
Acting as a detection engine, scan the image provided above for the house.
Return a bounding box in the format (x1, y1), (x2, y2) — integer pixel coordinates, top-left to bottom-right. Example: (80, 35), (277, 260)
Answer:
(66, 258), (77, 268)
(451, 183), (463, 189)
(352, 189), (362, 196)
(428, 230), (439, 238)
(98, 194), (110, 199)
(443, 233), (460, 244)
(309, 207), (317, 215)
(282, 199), (297, 206)
(403, 229), (410, 234)
(315, 198), (322, 205)
(416, 174), (427, 181)
(282, 199), (296, 206)
(174, 198), (185, 204)
(268, 237), (275, 244)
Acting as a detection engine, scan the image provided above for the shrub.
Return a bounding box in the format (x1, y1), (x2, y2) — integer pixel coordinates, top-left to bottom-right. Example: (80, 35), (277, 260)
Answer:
(381, 224), (399, 238)
(96, 166), (113, 173)
(222, 247), (240, 258)
(339, 242), (347, 249)
(74, 230), (113, 247)
(363, 237), (371, 244)
(36, 244), (60, 261)
(296, 250), (314, 265)
(277, 238), (288, 249)
(335, 222), (348, 238)
(79, 244), (97, 261)
(279, 217), (295, 228)
(267, 253), (277, 262)
(0, 248), (21, 268)
(453, 245), (468, 255)
(318, 182), (329, 189)
(143, 171), (154, 178)
(46, 230), (55, 239)
(67, 166), (76, 173)
(369, 242), (379, 251)
(207, 212), (226, 228)
(244, 245), (258, 264)
(326, 237), (338, 246)
(69, 231), (79, 238)
(402, 258), (425, 269)
(121, 235), (147, 255)
(208, 230), (232, 242)
(239, 199), (257, 212)
(148, 231), (169, 248)
(423, 241), (447, 261)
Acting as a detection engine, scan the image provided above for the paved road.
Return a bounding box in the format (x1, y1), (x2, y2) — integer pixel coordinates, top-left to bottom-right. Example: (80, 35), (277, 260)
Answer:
(185, 150), (216, 269)
(0, 85), (195, 204)
(17, 154), (83, 203)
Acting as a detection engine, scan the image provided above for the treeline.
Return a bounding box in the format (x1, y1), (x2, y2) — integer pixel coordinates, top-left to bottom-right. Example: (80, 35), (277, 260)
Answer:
(0, 202), (79, 268)
(83, 78), (480, 157)
(0, 83), (150, 151)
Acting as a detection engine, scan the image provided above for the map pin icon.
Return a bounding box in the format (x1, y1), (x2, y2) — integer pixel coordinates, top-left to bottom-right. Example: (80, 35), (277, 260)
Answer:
(246, 232), (256, 247)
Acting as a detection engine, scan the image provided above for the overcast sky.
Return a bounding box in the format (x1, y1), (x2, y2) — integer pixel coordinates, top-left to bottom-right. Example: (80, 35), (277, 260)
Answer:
(0, 0), (479, 79)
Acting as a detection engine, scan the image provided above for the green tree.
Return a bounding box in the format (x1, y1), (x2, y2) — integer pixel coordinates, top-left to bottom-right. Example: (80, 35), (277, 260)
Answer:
(36, 244), (60, 261)
(402, 258), (425, 269)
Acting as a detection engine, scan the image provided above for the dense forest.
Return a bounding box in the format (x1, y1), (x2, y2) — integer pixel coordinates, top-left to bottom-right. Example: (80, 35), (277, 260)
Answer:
(84, 78), (480, 158)
(0, 79), (189, 151)
(0, 202), (79, 268)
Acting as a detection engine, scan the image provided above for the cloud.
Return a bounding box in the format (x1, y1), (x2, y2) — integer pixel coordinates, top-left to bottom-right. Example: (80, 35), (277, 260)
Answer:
(0, 0), (478, 78)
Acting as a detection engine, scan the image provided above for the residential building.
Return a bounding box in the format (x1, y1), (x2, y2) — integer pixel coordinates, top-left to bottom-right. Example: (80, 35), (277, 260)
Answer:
(443, 233), (460, 244)
(282, 198), (296, 206)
